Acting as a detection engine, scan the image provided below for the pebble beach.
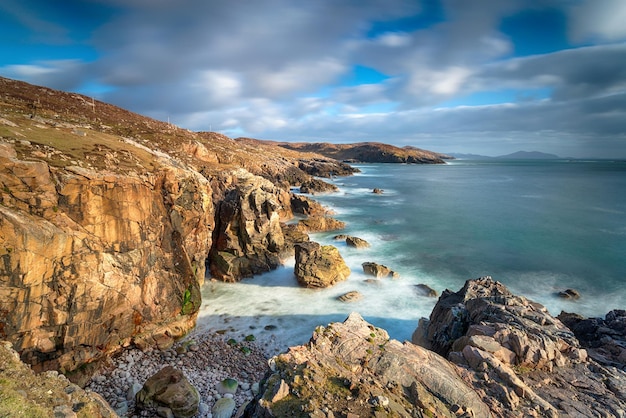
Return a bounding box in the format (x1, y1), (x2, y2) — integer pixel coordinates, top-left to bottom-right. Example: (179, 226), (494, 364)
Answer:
(86, 330), (272, 417)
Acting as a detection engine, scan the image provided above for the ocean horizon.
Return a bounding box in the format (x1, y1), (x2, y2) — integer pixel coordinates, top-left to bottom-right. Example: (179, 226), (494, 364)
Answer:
(196, 159), (626, 354)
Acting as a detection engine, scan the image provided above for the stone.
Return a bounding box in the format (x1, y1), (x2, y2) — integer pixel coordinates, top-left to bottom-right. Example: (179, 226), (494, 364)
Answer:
(217, 378), (239, 395)
(212, 397), (236, 418)
(372, 188), (384, 194)
(414, 283), (438, 297)
(136, 366), (200, 418)
(361, 262), (398, 278)
(345, 236), (370, 248)
(296, 215), (345, 232)
(294, 242), (350, 288)
(299, 178), (338, 194)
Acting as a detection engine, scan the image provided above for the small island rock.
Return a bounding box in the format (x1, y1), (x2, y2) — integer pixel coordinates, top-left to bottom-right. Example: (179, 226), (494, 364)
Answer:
(294, 242), (350, 288)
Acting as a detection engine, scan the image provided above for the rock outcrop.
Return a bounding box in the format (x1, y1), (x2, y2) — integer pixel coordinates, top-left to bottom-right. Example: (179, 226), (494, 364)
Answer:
(244, 313), (491, 417)
(294, 242), (350, 288)
(413, 277), (626, 417)
(299, 178), (338, 194)
(208, 169), (292, 282)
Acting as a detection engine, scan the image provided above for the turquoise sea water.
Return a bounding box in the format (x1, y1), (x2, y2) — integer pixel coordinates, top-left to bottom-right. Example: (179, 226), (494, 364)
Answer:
(197, 159), (626, 354)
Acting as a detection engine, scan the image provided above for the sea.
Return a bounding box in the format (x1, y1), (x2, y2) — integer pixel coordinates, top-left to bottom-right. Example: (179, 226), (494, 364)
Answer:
(195, 159), (626, 355)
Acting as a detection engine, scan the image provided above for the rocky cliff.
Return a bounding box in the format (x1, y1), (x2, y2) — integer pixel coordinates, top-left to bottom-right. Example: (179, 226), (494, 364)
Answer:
(0, 76), (352, 377)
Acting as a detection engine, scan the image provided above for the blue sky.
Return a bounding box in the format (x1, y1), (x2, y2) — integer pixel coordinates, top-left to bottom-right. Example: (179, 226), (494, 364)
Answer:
(1, 0), (625, 157)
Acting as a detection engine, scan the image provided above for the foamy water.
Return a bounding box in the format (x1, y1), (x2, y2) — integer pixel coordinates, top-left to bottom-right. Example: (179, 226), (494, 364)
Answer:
(197, 160), (626, 355)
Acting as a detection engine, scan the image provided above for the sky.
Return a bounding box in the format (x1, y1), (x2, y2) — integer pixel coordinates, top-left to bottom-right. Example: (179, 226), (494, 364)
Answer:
(1, 0), (625, 158)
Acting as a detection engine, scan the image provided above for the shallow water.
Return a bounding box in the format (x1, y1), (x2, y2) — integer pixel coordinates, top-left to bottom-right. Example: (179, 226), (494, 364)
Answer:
(197, 159), (626, 355)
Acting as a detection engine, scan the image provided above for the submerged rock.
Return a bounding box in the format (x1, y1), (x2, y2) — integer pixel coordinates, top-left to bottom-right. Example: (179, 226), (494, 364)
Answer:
(414, 283), (438, 297)
(337, 291), (362, 302)
(294, 242), (350, 288)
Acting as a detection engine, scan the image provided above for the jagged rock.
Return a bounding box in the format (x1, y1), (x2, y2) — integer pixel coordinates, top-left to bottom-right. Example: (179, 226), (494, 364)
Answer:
(414, 283), (438, 297)
(290, 193), (328, 216)
(414, 277), (626, 417)
(209, 169), (292, 282)
(243, 313), (491, 417)
(294, 242), (350, 288)
(345, 236), (370, 248)
(296, 158), (357, 178)
(299, 178), (338, 194)
(0, 341), (116, 417)
(372, 188), (384, 194)
(558, 309), (626, 368)
(296, 215), (345, 232)
(136, 366), (200, 418)
(362, 262), (398, 278)
(332, 234), (349, 241)
(337, 291), (362, 302)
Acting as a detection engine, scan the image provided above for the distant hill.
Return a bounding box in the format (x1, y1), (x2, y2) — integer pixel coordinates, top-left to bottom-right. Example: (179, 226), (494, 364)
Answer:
(449, 151), (561, 160)
(497, 151), (561, 159)
(262, 140), (449, 164)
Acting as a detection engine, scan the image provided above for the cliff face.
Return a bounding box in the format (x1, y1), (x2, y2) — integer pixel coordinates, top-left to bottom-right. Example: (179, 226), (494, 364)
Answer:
(0, 141), (213, 374)
(0, 76), (351, 376)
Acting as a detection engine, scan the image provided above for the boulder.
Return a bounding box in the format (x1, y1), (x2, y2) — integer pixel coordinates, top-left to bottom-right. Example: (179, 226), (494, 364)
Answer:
(135, 366), (199, 418)
(346, 236), (370, 248)
(362, 262), (398, 278)
(243, 313), (491, 417)
(294, 242), (350, 288)
(372, 188), (384, 194)
(212, 398), (236, 418)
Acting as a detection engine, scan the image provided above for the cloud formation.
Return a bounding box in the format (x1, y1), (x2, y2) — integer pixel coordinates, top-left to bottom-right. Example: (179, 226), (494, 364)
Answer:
(1, 0), (625, 157)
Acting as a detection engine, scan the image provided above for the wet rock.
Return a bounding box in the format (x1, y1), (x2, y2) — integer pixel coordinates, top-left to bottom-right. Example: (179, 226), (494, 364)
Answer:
(290, 193), (328, 216)
(362, 262), (398, 278)
(337, 291), (362, 302)
(414, 283), (438, 297)
(557, 288), (581, 299)
(372, 188), (384, 194)
(135, 366), (199, 418)
(345, 236), (370, 248)
(294, 242), (350, 288)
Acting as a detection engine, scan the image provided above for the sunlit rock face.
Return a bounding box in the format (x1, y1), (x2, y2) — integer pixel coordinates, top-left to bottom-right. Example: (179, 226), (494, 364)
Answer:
(0, 142), (213, 374)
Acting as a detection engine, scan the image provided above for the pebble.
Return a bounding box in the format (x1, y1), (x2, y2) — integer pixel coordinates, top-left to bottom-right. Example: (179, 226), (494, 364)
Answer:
(85, 332), (269, 417)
